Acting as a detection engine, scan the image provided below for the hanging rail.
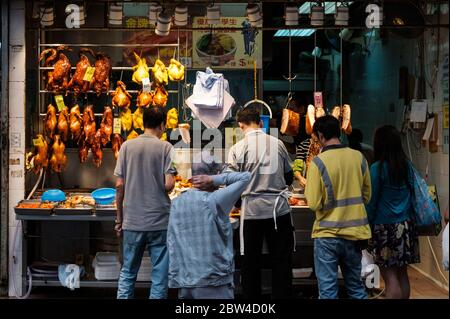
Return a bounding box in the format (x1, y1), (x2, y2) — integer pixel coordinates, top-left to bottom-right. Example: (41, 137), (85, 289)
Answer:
(39, 43), (179, 47)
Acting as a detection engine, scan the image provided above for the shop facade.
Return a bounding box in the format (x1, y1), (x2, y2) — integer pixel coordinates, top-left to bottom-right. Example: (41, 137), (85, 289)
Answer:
(0, 0), (448, 298)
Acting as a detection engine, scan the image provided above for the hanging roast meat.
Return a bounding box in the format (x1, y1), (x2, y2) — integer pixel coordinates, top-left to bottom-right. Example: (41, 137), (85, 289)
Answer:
(91, 129), (103, 167)
(153, 86), (168, 107)
(131, 51), (150, 85)
(49, 135), (67, 173)
(99, 106), (113, 146)
(69, 104), (83, 142)
(78, 133), (90, 164)
(31, 134), (49, 174)
(341, 104), (352, 135)
(91, 52), (111, 96)
(111, 81), (131, 109)
(83, 105), (96, 144)
(112, 133), (123, 160)
(167, 58), (185, 82)
(39, 45), (72, 94)
(57, 106), (70, 142)
(152, 59), (168, 86)
(67, 48), (95, 96)
(136, 90), (153, 108)
(44, 104), (57, 140)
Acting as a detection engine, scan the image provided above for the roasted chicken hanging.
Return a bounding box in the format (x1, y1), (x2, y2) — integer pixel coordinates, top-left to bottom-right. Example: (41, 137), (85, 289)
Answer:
(341, 104), (352, 135)
(167, 58), (185, 82)
(78, 134), (90, 164)
(127, 130), (139, 140)
(136, 90), (153, 108)
(152, 59), (169, 86)
(153, 86), (168, 107)
(111, 81), (132, 109)
(57, 106), (69, 142)
(132, 106), (144, 131)
(69, 104), (83, 142)
(112, 133), (123, 160)
(67, 48), (95, 96)
(91, 130), (103, 167)
(166, 108), (178, 129)
(120, 107), (133, 132)
(30, 134), (49, 174)
(99, 106), (113, 146)
(49, 135), (67, 173)
(91, 52), (111, 96)
(131, 51), (150, 85)
(83, 105), (96, 144)
(44, 104), (58, 140)
(39, 45), (72, 93)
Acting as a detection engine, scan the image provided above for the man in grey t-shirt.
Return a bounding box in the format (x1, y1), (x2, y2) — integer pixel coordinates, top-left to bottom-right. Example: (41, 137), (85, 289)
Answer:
(114, 107), (176, 299)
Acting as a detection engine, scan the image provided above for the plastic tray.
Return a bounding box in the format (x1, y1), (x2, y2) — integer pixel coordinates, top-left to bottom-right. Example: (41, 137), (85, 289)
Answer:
(54, 206), (93, 216)
(14, 200), (54, 216)
(95, 204), (116, 216)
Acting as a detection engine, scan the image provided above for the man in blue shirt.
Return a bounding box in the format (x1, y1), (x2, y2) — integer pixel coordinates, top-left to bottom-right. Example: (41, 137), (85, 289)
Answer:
(167, 152), (251, 299)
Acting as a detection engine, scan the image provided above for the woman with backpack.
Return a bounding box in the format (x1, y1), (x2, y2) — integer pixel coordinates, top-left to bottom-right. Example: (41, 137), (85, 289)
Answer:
(366, 125), (420, 299)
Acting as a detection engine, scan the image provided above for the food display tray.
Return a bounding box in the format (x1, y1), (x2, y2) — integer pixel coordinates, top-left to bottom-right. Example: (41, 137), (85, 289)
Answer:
(95, 205), (116, 216)
(53, 206), (93, 215)
(14, 200), (54, 216)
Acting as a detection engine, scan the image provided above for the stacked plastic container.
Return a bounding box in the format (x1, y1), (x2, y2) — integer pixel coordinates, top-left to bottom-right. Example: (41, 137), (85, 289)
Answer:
(92, 252), (121, 281)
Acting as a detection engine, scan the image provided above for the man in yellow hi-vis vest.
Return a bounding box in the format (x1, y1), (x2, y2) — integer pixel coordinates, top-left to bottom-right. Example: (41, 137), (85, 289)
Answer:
(305, 115), (372, 299)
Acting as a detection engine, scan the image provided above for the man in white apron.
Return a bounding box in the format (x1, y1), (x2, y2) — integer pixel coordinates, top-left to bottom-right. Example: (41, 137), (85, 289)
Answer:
(227, 107), (295, 299)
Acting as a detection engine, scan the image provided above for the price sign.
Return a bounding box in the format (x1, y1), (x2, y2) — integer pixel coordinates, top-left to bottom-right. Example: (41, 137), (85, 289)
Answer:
(314, 92), (323, 108)
(142, 77), (151, 93)
(54, 95), (66, 111)
(113, 118), (122, 134)
(33, 138), (44, 147)
(83, 66), (95, 82)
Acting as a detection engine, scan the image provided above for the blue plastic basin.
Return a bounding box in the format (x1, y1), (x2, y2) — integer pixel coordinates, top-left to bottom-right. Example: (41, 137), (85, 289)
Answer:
(92, 188), (116, 205)
(41, 189), (66, 202)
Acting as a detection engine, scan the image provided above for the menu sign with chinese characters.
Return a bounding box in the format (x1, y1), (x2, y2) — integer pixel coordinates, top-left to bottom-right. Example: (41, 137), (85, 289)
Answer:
(192, 17), (262, 69)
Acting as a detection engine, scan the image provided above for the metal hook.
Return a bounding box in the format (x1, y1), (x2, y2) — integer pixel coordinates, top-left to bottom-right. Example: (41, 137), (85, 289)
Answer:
(283, 30), (297, 96)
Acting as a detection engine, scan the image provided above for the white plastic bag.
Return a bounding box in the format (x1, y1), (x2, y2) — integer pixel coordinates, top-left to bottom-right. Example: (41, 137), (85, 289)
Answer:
(443, 223), (449, 271)
(361, 249), (375, 277)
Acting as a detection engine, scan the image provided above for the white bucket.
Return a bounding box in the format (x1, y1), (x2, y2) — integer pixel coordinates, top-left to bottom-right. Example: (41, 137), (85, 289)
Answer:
(174, 5), (188, 26)
(335, 6), (349, 26)
(206, 4), (220, 25)
(109, 3), (123, 25)
(149, 3), (162, 26)
(285, 5), (299, 26)
(310, 5), (324, 26)
(40, 6), (54, 27)
(155, 12), (171, 36)
(247, 4), (262, 27)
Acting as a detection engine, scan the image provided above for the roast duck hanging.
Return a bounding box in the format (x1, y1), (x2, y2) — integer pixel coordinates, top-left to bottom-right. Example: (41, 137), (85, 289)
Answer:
(136, 90), (153, 108)
(49, 135), (67, 173)
(39, 45), (72, 94)
(83, 105), (96, 144)
(99, 106), (113, 146)
(91, 129), (103, 167)
(167, 58), (185, 82)
(44, 104), (57, 140)
(69, 104), (83, 142)
(112, 133), (123, 160)
(153, 86), (168, 107)
(112, 81), (132, 109)
(67, 48), (95, 96)
(29, 134), (49, 174)
(131, 52), (150, 85)
(57, 106), (70, 142)
(91, 52), (111, 96)
(78, 133), (90, 164)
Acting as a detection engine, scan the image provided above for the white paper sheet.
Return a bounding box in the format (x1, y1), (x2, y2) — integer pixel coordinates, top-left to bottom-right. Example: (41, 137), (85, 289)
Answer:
(410, 100), (428, 123)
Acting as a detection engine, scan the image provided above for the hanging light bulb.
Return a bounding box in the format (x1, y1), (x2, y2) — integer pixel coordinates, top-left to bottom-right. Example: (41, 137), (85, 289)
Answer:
(40, 3), (54, 27)
(310, 2), (324, 26)
(108, 2), (123, 26)
(246, 3), (262, 27)
(155, 11), (171, 36)
(335, 2), (349, 26)
(149, 2), (162, 26)
(285, 4), (299, 26)
(206, 4), (221, 25)
(174, 5), (188, 26)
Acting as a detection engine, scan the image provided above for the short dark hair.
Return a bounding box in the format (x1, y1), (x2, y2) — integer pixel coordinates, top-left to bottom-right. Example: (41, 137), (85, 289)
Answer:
(312, 115), (341, 140)
(143, 107), (166, 129)
(236, 107), (260, 125)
